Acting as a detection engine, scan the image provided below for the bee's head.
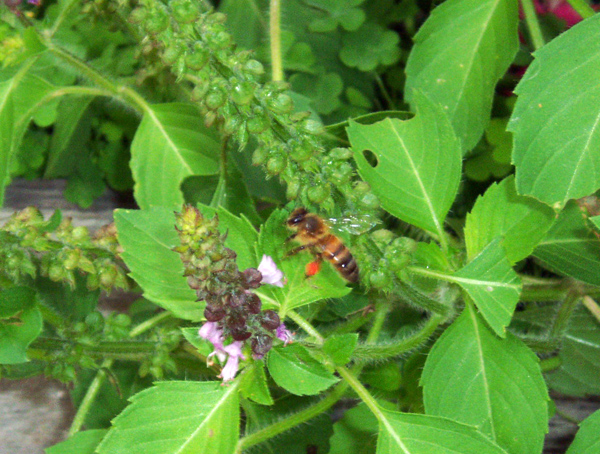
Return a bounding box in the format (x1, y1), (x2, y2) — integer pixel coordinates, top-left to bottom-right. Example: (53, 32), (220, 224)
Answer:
(287, 207), (308, 227)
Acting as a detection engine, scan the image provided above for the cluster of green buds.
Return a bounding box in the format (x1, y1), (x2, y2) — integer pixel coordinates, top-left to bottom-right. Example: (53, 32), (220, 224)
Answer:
(0, 207), (130, 291)
(175, 205), (286, 362)
(124, 0), (380, 221)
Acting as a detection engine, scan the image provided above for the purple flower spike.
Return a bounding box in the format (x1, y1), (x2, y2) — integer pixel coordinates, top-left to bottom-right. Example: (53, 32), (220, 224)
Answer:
(219, 341), (245, 382)
(276, 324), (293, 345)
(258, 255), (286, 287)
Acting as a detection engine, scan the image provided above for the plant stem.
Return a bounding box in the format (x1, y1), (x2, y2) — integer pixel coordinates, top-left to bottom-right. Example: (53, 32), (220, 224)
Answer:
(336, 365), (384, 421)
(269, 0), (283, 81)
(555, 408), (582, 425)
(550, 290), (580, 338)
(540, 355), (562, 373)
(68, 358), (114, 436)
(286, 310), (325, 344)
(30, 337), (157, 360)
(129, 311), (172, 338)
(565, 0), (596, 19)
(582, 296), (600, 324)
(521, 0), (545, 50)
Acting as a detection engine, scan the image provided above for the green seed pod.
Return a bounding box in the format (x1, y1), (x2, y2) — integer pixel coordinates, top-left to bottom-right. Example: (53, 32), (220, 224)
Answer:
(290, 141), (313, 162)
(129, 7), (147, 24)
(209, 30), (232, 50)
(252, 146), (269, 166)
(392, 237), (418, 255)
(247, 114), (269, 134)
(63, 249), (80, 270)
(268, 93), (293, 114)
(86, 272), (100, 290)
(231, 81), (256, 105)
(331, 162), (353, 184)
(186, 43), (210, 71)
(245, 59), (264, 76)
(329, 147), (353, 161)
(370, 270), (391, 289)
(286, 178), (301, 200)
(48, 262), (65, 281)
(307, 184), (330, 204)
(353, 181), (371, 196)
(359, 192), (380, 210)
(71, 226), (89, 242)
(146, 7), (170, 34)
(371, 229), (395, 245)
(267, 154), (287, 175)
(191, 82), (209, 101)
(85, 311), (105, 332)
(163, 43), (184, 65)
(205, 86), (227, 110)
(390, 253), (411, 272)
(170, 0), (200, 24)
(301, 119), (323, 135)
(99, 265), (118, 289)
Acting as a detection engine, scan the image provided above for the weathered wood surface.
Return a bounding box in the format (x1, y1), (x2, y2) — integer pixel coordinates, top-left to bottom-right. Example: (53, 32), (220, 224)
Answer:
(0, 179), (598, 454)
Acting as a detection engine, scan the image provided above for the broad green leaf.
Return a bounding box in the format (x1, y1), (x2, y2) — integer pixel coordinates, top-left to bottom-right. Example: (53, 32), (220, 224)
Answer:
(348, 92), (461, 235)
(115, 208), (201, 321)
(405, 0), (519, 151)
(377, 409), (509, 454)
(97, 381), (239, 454)
(131, 103), (220, 210)
(339, 23), (400, 72)
(323, 333), (358, 366)
(533, 201), (600, 286)
(545, 305), (600, 397)
(240, 361), (273, 405)
(0, 63), (56, 205)
(0, 286), (37, 318)
(255, 209), (350, 313)
(421, 304), (549, 454)
(465, 175), (556, 263)
(590, 215), (600, 232)
(566, 409), (600, 454)
(329, 403), (378, 454)
(44, 95), (93, 178)
(45, 429), (107, 454)
(453, 239), (522, 336)
(35, 275), (98, 322)
(509, 14), (600, 207)
(63, 151), (106, 208)
(0, 306), (43, 364)
(362, 362), (402, 392)
(267, 343), (339, 395)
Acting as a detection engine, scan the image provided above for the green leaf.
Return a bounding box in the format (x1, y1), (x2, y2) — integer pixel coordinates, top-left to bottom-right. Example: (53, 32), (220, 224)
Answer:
(509, 14), (600, 208)
(306, 0), (366, 32)
(63, 151), (106, 208)
(0, 286), (37, 319)
(376, 409), (509, 454)
(35, 275), (98, 322)
(566, 409), (600, 454)
(545, 305), (600, 397)
(349, 92), (461, 235)
(45, 429), (107, 454)
(453, 239), (521, 337)
(323, 333), (358, 366)
(329, 403), (378, 454)
(115, 208), (201, 321)
(362, 362), (402, 392)
(44, 95), (93, 178)
(97, 381), (239, 454)
(267, 343), (339, 395)
(290, 72), (343, 115)
(421, 304), (548, 454)
(590, 215), (600, 232)
(255, 209), (350, 313)
(465, 175), (556, 263)
(131, 103), (220, 210)
(240, 361), (273, 405)
(533, 201), (600, 286)
(0, 305), (43, 364)
(339, 23), (400, 72)
(405, 0), (518, 151)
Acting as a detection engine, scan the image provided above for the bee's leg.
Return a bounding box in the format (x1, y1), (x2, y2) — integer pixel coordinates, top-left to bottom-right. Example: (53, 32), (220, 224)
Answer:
(285, 233), (298, 243)
(285, 244), (309, 257)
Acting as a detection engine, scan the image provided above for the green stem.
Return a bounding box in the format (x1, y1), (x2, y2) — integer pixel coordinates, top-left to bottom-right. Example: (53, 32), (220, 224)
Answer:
(128, 311), (172, 338)
(336, 365), (384, 421)
(521, 0), (545, 50)
(582, 296), (600, 324)
(269, 0), (283, 81)
(550, 290), (580, 338)
(30, 337), (157, 360)
(374, 73), (397, 110)
(286, 310), (324, 344)
(565, 0), (596, 20)
(68, 358), (114, 436)
(540, 356), (561, 373)
(352, 314), (442, 362)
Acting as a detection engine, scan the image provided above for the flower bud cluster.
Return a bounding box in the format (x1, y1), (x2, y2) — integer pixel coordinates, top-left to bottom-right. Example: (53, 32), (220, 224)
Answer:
(123, 0), (380, 226)
(174, 205), (284, 360)
(0, 207), (130, 291)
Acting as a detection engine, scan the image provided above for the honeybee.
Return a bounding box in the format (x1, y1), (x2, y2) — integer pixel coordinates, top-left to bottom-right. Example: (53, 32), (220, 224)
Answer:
(286, 208), (359, 283)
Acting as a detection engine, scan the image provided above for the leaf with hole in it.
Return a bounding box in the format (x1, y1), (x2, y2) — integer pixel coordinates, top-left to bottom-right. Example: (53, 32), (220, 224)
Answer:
(454, 239), (521, 337)
(115, 207), (200, 321)
(405, 0), (519, 151)
(348, 92), (461, 234)
(566, 409), (600, 454)
(131, 103), (220, 210)
(465, 175), (556, 264)
(422, 304), (548, 454)
(509, 14), (600, 208)
(267, 343), (339, 396)
(376, 409), (509, 454)
(45, 429), (108, 454)
(533, 201), (600, 286)
(96, 381), (239, 454)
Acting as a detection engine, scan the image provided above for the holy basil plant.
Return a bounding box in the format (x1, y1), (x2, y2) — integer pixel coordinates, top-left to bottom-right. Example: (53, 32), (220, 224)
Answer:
(1, 0), (600, 453)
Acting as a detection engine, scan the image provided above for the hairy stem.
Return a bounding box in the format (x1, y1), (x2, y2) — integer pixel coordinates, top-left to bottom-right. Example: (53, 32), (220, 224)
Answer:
(269, 0), (283, 81)
(582, 295), (600, 324)
(550, 290), (580, 339)
(286, 310), (325, 344)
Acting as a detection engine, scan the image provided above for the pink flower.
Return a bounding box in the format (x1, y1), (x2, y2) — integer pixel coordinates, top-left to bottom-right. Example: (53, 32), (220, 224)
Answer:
(258, 255), (286, 287)
(276, 324), (293, 345)
(198, 322), (245, 381)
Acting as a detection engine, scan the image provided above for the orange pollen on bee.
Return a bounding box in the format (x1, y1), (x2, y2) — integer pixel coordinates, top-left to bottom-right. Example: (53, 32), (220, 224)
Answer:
(305, 260), (322, 277)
